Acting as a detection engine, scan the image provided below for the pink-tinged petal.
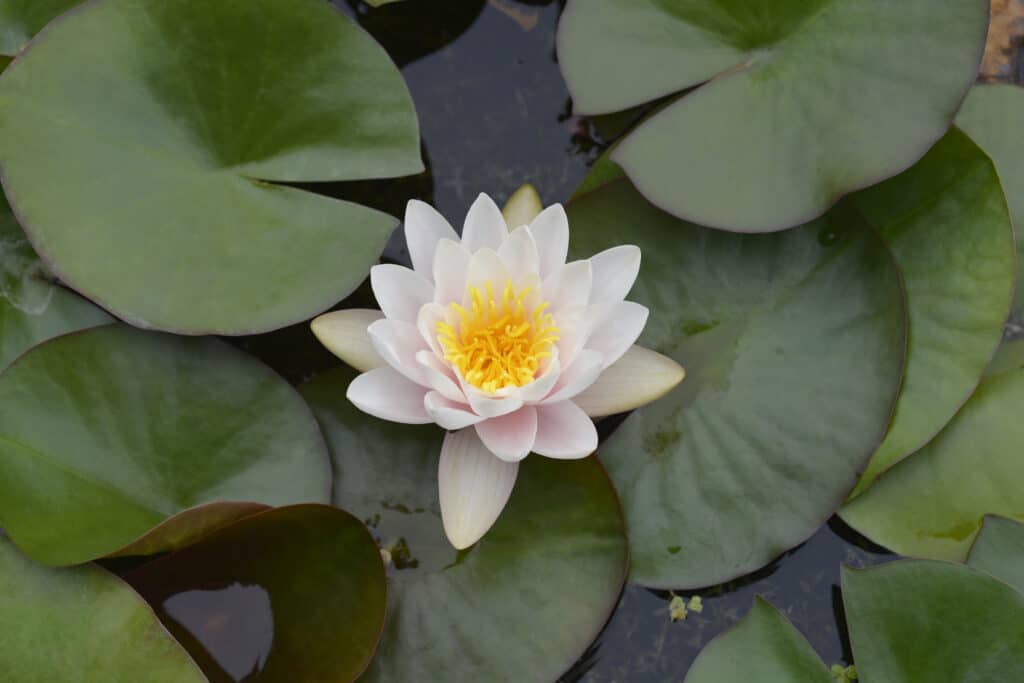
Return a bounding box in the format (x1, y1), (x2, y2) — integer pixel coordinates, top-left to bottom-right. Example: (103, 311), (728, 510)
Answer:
(543, 260), (592, 314)
(532, 401), (598, 459)
(417, 302), (448, 357)
(585, 301), (649, 368)
(463, 248), (509, 300)
(543, 349), (604, 404)
(416, 350), (465, 402)
(475, 406), (538, 462)
(589, 245), (641, 304)
(371, 264), (433, 323)
(462, 193), (508, 252)
(433, 238), (471, 305)
(519, 350), (562, 403)
(439, 429), (519, 549)
(497, 225), (540, 283)
(502, 184), (543, 229)
(405, 200), (459, 279)
(530, 204), (569, 278)
(425, 392), (485, 430)
(310, 309), (385, 372)
(347, 368), (432, 425)
(462, 379), (524, 418)
(574, 345), (686, 417)
(551, 305), (589, 368)
(367, 319), (429, 386)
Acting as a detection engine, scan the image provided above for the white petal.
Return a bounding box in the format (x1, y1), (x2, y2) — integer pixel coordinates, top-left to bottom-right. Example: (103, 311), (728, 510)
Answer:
(573, 345), (686, 417)
(462, 379), (524, 418)
(532, 401), (598, 459)
(417, 302), (448, 357)
(310, 309), (385, 372)
(370, 264), (432, 323)
(433, 238), (471, 305)
(367, 319), (429, 385)
(462, 193), (508, 252)
(463, 248), (509, 299)
(519, 350), (562, 403)
(589, 245), (641, 304)
(543, 349), (604, 403)
(551, 305), (589, 368)
(416, 350), (465, 402)
(530, 204), (569, 279)
(497, 225), (540, 283)
(475, 406), (538, 462)
(425, 392), (485, 429)
(502, 184), (543, 229)
(347, 368), (431, 424)
(405, 200), (458, 279)
(543, 260), (592, 314)
(439, 429), (519, 549)
(586, 301), (649, 368)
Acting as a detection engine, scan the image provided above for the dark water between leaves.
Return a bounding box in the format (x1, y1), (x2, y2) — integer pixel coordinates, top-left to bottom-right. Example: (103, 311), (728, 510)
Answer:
(119, 2), (1013, 681)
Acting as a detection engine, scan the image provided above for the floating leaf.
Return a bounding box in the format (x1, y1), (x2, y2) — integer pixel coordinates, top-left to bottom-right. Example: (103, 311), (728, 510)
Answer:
(956, 84), (1024, 320)
(0, 536), (205, 682)
(0, 0), (80, 55)
(842, 560), (1024, 681)
(301, 367), (628, 682)
(567, 179), (905, 588)
(0, 324), (330, 566)
(557, 0), (988, 231)
(847, 129), (1015, 497)
(0, 0), (422, 334)
(0, 194), (110, 369)
(840, 340), (1024, 561)
(967, 515), (1024, 594)
(128, 505), (386, 683)
(683, 598), (830, 682)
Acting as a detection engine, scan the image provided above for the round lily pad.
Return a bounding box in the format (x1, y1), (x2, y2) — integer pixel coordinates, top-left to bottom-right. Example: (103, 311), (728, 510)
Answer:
(0, 194), (110, 369)
(842, 560), (1024, 681)
(557, 0), (989, 231)
(0, 536), (205, 682)
(0, 0), (422, 334)
(0, 324), (330, 566)
(0, 0), (80, 55)
(684, 597), (830, 682)
(567, 179), (905, 588)
(956, 84), (1024, 320)
(128, 504), (387, 683)
(840, 341), (1024, 561)
(846, 129), (1015, 497)
(968, 515), (1024, 594)
(300, 367), (628, 682)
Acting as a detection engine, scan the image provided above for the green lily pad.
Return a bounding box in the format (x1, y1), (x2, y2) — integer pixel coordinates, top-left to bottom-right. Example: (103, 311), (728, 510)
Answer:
(0, 0), (80, 55)
(842, 560), (1024, 681)
(683, 597), (830, 682)
(0, 324), (330, 566)
(1, 194), (110, 369)
(840, 340), (1024, 561)
(967, 515), (1024, 594)
(127, 504), (386, 683)
(557, 0), (988, 231)
(956, 84), (1024, 320)
(0, 535), (205, 682)
(300, 367), (628, 682)
(0, 0), (421, 335)
(847, 129), (1015, 497)
(567, 179), (905, 588)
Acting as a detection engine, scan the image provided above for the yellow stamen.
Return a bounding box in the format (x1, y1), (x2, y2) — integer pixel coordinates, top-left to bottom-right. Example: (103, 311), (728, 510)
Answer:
(437, 279), (560, 394)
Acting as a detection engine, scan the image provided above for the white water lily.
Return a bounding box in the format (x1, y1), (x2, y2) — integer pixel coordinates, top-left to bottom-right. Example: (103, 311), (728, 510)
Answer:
(312, 186), (684, 549)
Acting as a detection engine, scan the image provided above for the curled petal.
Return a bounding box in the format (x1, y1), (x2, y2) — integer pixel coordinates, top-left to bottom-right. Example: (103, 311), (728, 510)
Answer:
(462, 193), (508, 252)
(463, 381), (524, 418)
(543, 349), (604, 404)
(475, 406), (538, 462)
(347, 368), (431, 424)
(433, 238), (471, 305)
(502, 184), (543, 228)
(417, 302), (448, 357)
(497, 225), (540, 283)
(533, 401), (598, 459)
(439, 429), (519, 549)
(543, 260), (593, 314)
(519, 350), (562, 403)
(310, 309), (385, 372)
(405, 200), (459, 278)
(367, 319), (430, 385)
(425, 392), (485, 430)
(529, 204), (569, 279)
(371, 264), (432, 323)
(589, 245), (641, 304)
(573, 345), (685, 418)
(416, 350), (464, 402)
(586, 301), (649, 368)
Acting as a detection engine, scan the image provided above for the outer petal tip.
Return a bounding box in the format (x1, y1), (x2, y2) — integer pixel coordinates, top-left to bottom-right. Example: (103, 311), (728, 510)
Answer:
(310, 309), (386, 372)
(502, 184), (543, 228)
(573, 345), (685, 418)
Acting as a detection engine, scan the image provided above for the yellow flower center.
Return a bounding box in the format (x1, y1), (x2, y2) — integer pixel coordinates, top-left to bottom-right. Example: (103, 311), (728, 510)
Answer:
(436, 280), (560, 394)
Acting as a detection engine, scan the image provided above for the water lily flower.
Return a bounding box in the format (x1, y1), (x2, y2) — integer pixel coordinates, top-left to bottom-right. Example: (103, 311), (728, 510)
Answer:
(312, 186), (685, 549)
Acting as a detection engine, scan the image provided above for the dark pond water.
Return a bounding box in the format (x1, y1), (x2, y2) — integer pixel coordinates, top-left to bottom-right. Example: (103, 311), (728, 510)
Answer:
(139, 1), (1018, 680)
